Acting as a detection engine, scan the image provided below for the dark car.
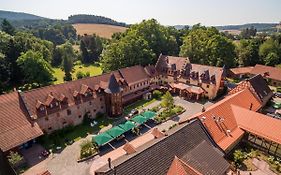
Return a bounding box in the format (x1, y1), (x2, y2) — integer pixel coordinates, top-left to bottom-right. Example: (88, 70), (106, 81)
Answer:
(275, 92), (281, 98)
(131, 109), (139, 115)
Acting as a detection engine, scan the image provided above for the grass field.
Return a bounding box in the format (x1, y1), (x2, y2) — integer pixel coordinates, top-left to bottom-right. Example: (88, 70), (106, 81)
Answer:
(73, 23), (127, 39)
(53, 64), (103, 84)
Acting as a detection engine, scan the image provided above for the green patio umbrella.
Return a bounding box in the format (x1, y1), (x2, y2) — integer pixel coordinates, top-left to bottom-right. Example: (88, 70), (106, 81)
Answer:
(118, 121), (136, 132)
(106, 126), (126, 138)
(131, 115), (148, 125)
(141, 111), (156, 120)
(92, 132), (113, 146)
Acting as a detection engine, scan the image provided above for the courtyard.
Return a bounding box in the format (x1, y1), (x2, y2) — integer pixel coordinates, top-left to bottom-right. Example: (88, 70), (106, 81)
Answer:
(22, 94), (213, 175)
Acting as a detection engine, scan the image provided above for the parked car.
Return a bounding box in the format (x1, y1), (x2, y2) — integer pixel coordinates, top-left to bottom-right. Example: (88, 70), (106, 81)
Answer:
(130, 109), (139, 115)
(275, 92), (281, 98)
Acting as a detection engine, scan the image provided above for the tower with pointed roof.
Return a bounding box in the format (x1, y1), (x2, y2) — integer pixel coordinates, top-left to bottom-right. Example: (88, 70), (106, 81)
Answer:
(104, 74), (123, 116)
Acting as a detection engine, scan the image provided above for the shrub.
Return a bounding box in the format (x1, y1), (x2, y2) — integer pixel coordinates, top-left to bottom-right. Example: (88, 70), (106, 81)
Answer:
(152, 90), (163, 99)
(85, 71), (90, 77)
(233, 150), (247, 167)
(76, 71), (85, 79)
(7, 151), (23, 166)
(80, 140), (96, 159)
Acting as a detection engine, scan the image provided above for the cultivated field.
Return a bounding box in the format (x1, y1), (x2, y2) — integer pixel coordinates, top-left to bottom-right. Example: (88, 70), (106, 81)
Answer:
(73, 23), (127, 39)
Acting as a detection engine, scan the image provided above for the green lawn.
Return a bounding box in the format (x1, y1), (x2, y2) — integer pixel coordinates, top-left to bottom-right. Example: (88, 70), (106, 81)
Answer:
(38, 116), (113, 151)
(53, 64), (103, 84)
(124, 98), (158, 115)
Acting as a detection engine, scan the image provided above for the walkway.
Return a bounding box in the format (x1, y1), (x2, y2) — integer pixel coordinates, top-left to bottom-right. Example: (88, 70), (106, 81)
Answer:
(239, 158), (277, 175)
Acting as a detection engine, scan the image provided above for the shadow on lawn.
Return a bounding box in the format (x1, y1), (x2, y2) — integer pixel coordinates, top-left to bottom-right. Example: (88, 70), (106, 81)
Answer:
(38, 115), (114, 152)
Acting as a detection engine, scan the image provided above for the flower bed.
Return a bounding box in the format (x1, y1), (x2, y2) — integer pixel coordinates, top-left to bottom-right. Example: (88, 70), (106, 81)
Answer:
(155, 105), (185, 123)
(78, 140), (98, 162)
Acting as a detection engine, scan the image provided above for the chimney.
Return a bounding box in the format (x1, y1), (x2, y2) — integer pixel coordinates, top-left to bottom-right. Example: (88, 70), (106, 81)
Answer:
(226, 130), (231, 136)
(108, 158), (112, 169)
(249, 103), (253, 110)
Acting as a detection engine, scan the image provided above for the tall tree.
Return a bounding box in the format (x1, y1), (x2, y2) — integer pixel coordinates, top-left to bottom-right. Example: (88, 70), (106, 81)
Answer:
(17, 50), (54, 84)
(1, 19), (15, 35)
(101, 33), (155, 72)
(0, 53), (10, 93)
(259, 38), (281, 66)
(61, 42), (75, 81)
(236, 39), (262, 66)
(180, 25), (236, 67)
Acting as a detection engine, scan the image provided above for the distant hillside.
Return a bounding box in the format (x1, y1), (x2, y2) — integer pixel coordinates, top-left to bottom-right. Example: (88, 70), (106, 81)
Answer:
(0, 10), (45, 21)
(68, 14), (127, 27)
(215, 23), (278, 32)
(73, 23), (127, 39)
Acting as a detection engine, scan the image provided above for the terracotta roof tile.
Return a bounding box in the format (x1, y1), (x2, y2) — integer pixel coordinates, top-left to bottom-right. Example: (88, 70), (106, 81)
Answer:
(151, 128), (165, 138)
(229, 67), (253, 75)
(228, 75), (273, 106)
(251, 64), (281, 81)
(156, 55), (190, 72)
(195, 89), (261, 150)
(167, 156), (202, 175)
(122, 143), (136, 155)
(233, 105), (281, 145)
(118, 65), (150, 86)
(0, 92), (43, 151)
(144, 65), (158, 77)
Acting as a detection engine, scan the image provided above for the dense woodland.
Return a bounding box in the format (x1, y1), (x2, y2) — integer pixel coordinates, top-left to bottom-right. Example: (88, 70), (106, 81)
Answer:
(1, 17), (281, 94)
(68, 15), (127, 27)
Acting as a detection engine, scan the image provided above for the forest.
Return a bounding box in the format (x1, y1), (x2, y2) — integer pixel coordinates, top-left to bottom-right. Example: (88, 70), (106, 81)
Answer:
(1, 18), (281, 94)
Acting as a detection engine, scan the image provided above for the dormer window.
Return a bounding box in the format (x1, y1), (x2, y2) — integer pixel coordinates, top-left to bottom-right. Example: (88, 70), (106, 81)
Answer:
(50, 104), (53, 108)
(55, 102), (59, 106)
(40, 107), (45, 112)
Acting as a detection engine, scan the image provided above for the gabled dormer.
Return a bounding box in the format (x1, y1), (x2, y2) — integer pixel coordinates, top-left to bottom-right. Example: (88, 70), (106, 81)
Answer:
(45, 93), (59, 109)
(36, 100), (46, 113)
(80, 84), (93, 98)
(59, 94), (68, 106)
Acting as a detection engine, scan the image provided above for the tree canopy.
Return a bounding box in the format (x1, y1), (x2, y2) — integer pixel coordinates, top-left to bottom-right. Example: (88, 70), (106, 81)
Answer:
(17, 50), (54, 84)
(180, 25), (236, 67)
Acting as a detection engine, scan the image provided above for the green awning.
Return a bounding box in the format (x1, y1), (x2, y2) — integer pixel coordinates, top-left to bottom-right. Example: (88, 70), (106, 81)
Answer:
(141, 111), (156, 120)
(118, 121), (136, 132)
(92, 132), (113, 146)
(131, 115), (148, 125)
(106, 126), (126, 138)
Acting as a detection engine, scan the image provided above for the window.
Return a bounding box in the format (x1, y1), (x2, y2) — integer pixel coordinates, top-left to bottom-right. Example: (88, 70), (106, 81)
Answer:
(40, 107), (45, 111)
(50, 104), (53, 108)
(93, 109), (96, 112)
(206, 85), (209, 88)
(67, 109), (71, 115)
(55, 102), (59, 106)
(48, 127), (52, 130)
(78, 115), (82, 118)
(101, 106), (104, 109)
(89, 101), (92, 105)
(100, 98), (102, 101)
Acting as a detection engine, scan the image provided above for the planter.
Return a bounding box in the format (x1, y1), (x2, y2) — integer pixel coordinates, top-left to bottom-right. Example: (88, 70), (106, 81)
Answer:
(77, 152), (98, 163)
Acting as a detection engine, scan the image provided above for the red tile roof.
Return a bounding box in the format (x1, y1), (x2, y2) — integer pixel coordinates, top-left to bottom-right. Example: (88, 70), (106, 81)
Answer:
(251, 64), (281, 81)
(233, 105), (281, 145)
(194, 89), (262, 150)
(118, 65), (150, 86)
(151, 128), (165, 139)
(156, 55), (190, 72)
(229, 67), (253, 75)
(0, 92), (43, 152)
(20, 65), (149, 117)
(123, 143), (136, 155)
(167, 156), (202, 175)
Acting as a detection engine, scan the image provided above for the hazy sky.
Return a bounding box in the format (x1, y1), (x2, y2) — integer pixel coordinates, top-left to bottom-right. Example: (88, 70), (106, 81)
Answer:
(0, 0), (280, 26)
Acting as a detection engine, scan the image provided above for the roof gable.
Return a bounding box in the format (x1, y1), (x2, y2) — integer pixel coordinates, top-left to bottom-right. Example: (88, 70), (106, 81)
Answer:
(251, 64), (281, 81)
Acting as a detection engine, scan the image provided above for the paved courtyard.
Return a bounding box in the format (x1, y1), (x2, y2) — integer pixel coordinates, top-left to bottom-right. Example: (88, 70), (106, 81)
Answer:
(23, 96), (214, 175)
